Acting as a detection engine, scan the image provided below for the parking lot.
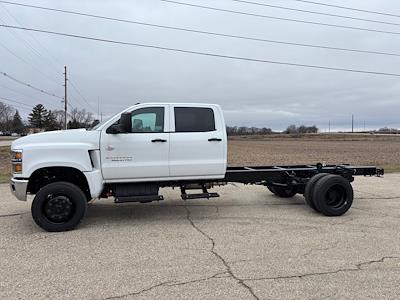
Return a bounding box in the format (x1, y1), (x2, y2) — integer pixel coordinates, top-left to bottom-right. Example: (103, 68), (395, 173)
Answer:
(1, 174), (400, 299)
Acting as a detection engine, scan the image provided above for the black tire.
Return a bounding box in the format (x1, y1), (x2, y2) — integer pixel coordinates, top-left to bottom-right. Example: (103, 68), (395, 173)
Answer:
(31, 181), (87, 232)
(304, 173), (330, 212)
(268, 185), (298, 198)
(312, 175), (353, 216)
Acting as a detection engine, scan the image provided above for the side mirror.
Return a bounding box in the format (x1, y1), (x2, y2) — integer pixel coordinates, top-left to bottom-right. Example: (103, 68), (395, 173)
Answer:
(120, 112), (132, 132)
(107, 112), (132, 134)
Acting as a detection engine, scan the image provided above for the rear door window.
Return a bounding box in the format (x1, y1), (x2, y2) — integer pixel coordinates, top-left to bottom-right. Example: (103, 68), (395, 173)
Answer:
(174, 107), (215, 132)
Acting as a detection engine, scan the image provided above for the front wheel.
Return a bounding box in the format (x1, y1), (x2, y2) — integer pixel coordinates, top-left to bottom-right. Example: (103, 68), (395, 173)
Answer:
(31, 182), (87, 232)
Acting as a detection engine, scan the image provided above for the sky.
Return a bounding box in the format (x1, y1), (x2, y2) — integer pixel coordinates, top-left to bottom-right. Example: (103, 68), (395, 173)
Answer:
(0, 0), (399, 131)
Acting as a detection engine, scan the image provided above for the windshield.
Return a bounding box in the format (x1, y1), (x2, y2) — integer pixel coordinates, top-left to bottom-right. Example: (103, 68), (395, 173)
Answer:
(88, 103), (140, 130)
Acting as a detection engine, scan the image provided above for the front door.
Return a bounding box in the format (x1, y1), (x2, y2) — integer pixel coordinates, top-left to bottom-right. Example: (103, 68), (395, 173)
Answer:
(101, 105), (170, 181)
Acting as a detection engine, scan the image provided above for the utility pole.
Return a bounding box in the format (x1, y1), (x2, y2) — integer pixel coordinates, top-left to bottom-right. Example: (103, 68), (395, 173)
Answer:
(63, 66), (67, 130)
(351, 114), (354, 133)
(328, 120), (331, 133)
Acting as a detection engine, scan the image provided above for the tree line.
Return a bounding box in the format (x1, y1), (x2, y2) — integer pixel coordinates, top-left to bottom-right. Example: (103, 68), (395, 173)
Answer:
(0, 101), (98, 134)
(227, 124), (319, 135)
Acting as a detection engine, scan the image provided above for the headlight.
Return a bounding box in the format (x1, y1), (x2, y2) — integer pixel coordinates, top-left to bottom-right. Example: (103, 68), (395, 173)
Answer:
(11, 150), (23, 174)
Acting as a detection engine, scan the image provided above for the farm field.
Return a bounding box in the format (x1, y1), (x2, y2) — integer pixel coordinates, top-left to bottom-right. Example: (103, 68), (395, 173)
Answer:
(1, 133), (400, 183)
(228, 134), (400, 172)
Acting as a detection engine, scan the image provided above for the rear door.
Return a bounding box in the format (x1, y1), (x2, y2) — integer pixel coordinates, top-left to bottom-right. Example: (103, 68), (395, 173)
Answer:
(101, 105), (170, 181)
(169, 105), (226, 178)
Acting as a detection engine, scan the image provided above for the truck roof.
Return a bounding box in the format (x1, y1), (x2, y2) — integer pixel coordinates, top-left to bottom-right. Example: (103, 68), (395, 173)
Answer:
(128, 102), (220, 107)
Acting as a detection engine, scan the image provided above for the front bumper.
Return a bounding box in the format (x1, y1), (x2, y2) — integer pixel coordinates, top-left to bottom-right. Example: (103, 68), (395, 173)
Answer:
(10, 178), (29, 201)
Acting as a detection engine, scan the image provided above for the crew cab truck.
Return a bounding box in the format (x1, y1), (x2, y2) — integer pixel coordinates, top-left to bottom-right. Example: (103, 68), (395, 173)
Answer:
(10, 103), (384, 232)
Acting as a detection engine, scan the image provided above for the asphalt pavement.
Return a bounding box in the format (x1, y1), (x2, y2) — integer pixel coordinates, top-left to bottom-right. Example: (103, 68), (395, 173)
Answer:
(1, 174), (399, 299)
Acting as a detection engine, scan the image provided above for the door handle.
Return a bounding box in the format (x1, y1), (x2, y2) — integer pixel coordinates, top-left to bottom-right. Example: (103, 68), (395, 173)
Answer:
(208, 138), (222, 142)
(151, 139), (167, 143)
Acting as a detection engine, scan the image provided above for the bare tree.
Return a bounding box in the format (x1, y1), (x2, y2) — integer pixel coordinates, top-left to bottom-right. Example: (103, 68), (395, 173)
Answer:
(0, 101), (15, 132)
(68, 108), (94, 129)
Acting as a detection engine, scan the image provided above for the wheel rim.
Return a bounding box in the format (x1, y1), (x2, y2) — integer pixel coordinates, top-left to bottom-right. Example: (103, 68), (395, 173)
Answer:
(43, 194), (75, 223)
(325, 184), (347, 209)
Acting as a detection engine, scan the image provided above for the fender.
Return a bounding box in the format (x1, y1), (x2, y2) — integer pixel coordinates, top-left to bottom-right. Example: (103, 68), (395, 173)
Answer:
(21, 143), (95, 177)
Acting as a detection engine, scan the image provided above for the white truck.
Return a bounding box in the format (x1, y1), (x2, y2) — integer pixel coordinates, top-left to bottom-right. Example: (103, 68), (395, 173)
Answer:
(10, 103), (383, 231)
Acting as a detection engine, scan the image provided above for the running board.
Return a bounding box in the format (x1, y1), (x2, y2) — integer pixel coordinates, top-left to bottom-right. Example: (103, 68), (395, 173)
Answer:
(115, 195), (164, 203)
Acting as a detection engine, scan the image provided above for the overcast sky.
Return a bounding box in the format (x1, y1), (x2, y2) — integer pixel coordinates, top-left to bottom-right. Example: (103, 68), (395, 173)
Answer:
(0, 0), (399, 131)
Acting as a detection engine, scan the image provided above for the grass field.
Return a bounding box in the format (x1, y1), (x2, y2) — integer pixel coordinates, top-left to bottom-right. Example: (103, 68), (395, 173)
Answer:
(1, 133), (399, 183)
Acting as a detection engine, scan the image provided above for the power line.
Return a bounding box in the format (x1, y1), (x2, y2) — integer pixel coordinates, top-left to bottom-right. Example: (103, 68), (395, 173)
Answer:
(0, 18), (61, 87)
(68, 79), (96, 112)
(2, 3), (94, 113)
(0, 82), (32, 98)
(0, 82), (65, 110)
(0, 38), (63, 83)
(230, 0), (400, 26)
(288, 0), (400, 18)
(0, 4), (62, 78)
(160, 0), (400, 35)
(1, 24), (400, 78)
(0, 95), (33, 108)
(1, 101), (32, 112)
(1, 71), (63, 99)
(0, 1), (398, 58)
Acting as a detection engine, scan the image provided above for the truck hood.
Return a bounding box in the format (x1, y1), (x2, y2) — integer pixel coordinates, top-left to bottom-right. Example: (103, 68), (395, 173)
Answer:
(12, 129), (100, 150)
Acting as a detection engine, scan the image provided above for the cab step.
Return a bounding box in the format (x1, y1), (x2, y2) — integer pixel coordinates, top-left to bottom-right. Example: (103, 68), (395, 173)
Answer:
(180, 184), (219, 200)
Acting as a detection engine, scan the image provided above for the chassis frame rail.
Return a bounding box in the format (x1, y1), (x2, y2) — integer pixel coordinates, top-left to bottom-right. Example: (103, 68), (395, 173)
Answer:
(224, 164), (384, 185)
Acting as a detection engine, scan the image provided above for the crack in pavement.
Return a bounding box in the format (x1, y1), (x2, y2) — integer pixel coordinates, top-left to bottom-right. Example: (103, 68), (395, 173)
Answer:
(354, 189), (400, 200)
(0, 212), (29, 218)
(311, 291), (338, 300)
(242, 256), (400, 282)
(103, 272), (229, 299)
(184, 215), (319, 229)
(184, 205), (260, 300)
(301, 241), (340, 258)
(104, 280), (175, 299)
(214, 204), (220, 218)
(356, 197), (400, 200)
(328, 217), (356, 227)
(352, 207), (400, 219)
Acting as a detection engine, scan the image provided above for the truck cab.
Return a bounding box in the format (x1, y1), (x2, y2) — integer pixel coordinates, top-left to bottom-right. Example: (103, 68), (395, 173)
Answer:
(10, 103), (227, 231)
(99, 103), (227, 182)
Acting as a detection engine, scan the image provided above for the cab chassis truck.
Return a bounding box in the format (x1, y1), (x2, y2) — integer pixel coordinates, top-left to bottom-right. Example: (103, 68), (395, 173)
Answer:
(10, 103), (384, 232)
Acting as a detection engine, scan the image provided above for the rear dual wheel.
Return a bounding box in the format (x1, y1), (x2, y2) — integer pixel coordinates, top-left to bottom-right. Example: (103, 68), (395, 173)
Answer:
(304, 174), (353, 216)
